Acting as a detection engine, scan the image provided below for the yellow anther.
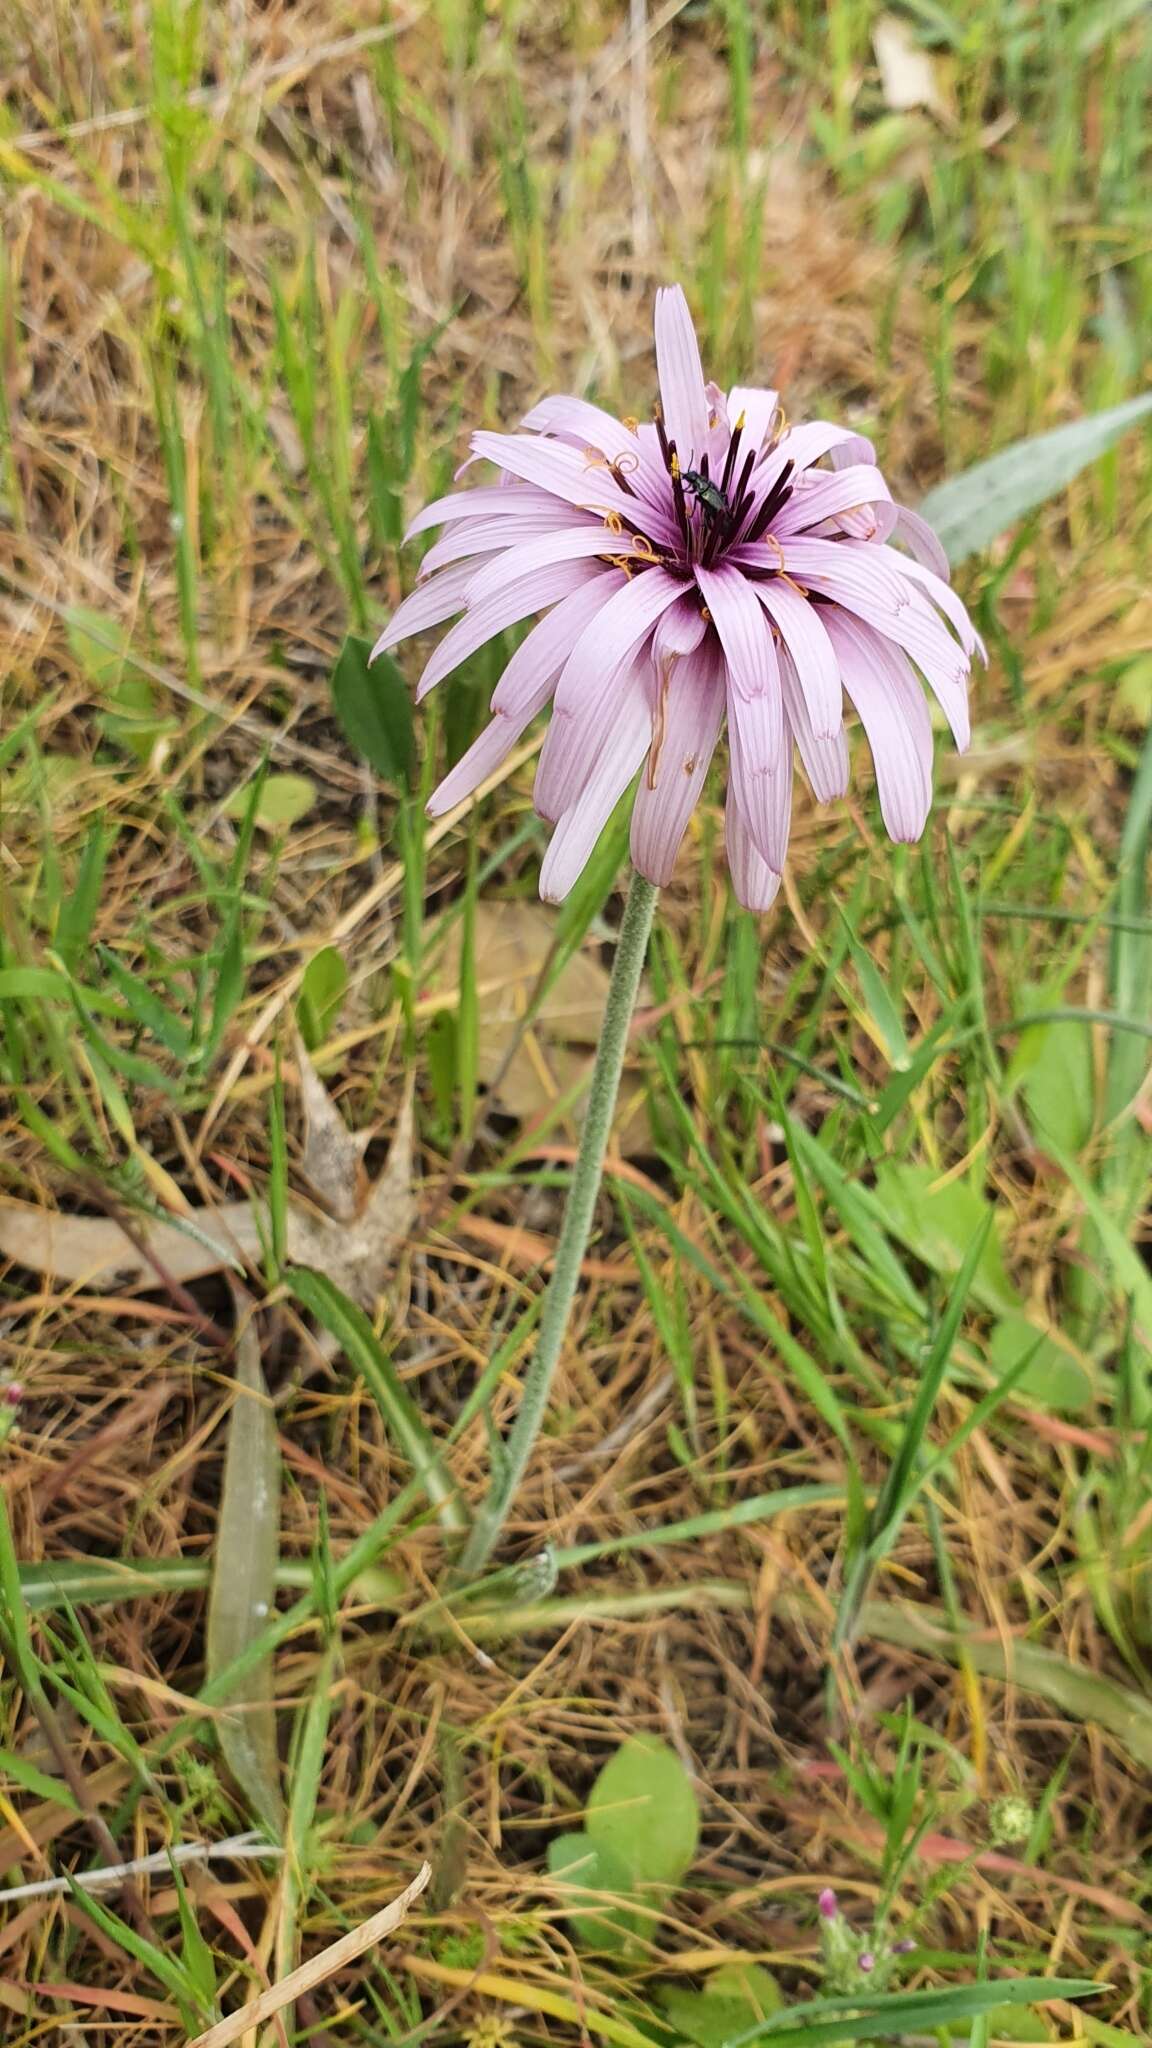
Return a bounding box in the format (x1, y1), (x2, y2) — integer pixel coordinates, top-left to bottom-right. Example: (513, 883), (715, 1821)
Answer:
(734, 409), (747, 432)
(604, 510), (624, 534)
(670, 451), (681, 480)
(622, 415), (640, 435)
(631, 533), (658, 563)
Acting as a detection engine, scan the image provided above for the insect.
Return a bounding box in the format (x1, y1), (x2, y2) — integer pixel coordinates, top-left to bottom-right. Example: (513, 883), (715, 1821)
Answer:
(681, 467), (731, 517)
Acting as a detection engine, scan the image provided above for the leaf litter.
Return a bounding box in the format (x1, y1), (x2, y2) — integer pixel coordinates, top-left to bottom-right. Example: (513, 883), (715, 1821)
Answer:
(0, 1045), (414, 1312)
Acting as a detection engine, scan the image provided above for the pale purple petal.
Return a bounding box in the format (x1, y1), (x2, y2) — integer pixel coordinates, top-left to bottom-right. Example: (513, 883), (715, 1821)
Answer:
(778, 420), (871, 472)
(695, 564), (783, 765)
(828, 433), (876, 469)
(421, 508), (593, 576)
(538, 569), (685, 817)
(405, 485), (558, 542)
(774, 539), (972, 749)
(471, 430), (678, 544)
(727, 385), (780, 457)
(779, 649), (849, 803)
(491, 572), (626, 717)
(465, 523), (652, 603)
(891, 503), (951, 579)
(372, 561), (481, 659)
(825, 612), (933, 843)
(518, 396), (645, 469)
(727, 679), (792, 871)
(539, 671), (653, 903)
(551, 566), (686, 721)
(653, 593), (708, 662)
(769, 535), (915, 611)
(426, 698), (546, 818)
(754, 578), (842, 738)
(518, 396), (670, 510)
(833, 501), (898, 544)
(870, 544), (985, 659)
(629, 641), (725, 885)
(414, 560), (604, 700)
(773, 465), (894, 537)
(654, 285), (710, 464)
(725, 788), (782, 912)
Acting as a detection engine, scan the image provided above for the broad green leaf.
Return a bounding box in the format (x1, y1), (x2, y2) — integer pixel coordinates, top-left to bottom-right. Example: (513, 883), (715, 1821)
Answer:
(65, 611), (174, 761)
(98, 669), (174, 762)
(225, 772), (316, 829)
(297, 944), (349, 1050)
(331, 633), (415, 788)
(988, 1316), (1093, 1413)
(660, 1967), (782, 2048)
(587, 1734), (700, 1889)
(64, 603), (133, 689)
(919, 390), (1152, 564)
(1050, 1146), (1152, 1349)
(547, 1830), (636, 1953)
(707, 1966), (783, 2016)
(206, 1303), (284, 1836)
(871, 1162), (1019, 1313)
(1009, 1013), (1095, 1153)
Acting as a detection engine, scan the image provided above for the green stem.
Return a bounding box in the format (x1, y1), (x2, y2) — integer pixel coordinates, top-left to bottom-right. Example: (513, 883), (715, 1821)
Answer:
(458, 871), (658, 1576)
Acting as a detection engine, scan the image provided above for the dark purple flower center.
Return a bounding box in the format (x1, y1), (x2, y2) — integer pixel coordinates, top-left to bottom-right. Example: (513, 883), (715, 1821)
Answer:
(597, 403), (795, 588)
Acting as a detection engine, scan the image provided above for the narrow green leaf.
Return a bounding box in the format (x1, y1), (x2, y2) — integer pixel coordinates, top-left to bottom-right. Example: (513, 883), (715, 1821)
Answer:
(919, 390), (1152, 563)
(206, 1305), (284, 1836)
(284, 1266), (466, 1531)
(0, 967), (71, 1000)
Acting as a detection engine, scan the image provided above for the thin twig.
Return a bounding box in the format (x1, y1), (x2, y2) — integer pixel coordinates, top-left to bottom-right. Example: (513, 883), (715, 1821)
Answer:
(0, 1833), (284, 1903)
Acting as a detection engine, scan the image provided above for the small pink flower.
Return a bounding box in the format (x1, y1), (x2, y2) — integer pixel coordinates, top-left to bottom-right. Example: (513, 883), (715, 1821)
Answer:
(374, 287), (983, 906)
(818, 1887), (839, 1920)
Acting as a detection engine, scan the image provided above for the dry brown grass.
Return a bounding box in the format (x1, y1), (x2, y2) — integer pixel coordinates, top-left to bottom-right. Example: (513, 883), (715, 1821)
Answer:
(1, 1), (1151, 2041)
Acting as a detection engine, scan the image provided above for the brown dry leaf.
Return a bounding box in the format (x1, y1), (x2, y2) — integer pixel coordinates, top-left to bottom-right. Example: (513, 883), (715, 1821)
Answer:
(0, 1079), (414, 1309)
(431, 900), (651, 1153)
(873, 14), (951, 120)
(206, 1286), (284, 1837)
(296, 1033), (369, 1222)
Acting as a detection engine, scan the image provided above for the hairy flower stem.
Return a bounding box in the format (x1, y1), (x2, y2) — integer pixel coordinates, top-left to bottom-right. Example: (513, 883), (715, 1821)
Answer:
(458, 872), (659, 1577)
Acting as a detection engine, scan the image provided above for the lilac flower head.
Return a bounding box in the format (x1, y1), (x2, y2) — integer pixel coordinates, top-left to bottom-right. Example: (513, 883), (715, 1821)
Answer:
(374, 287), (983, 906)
